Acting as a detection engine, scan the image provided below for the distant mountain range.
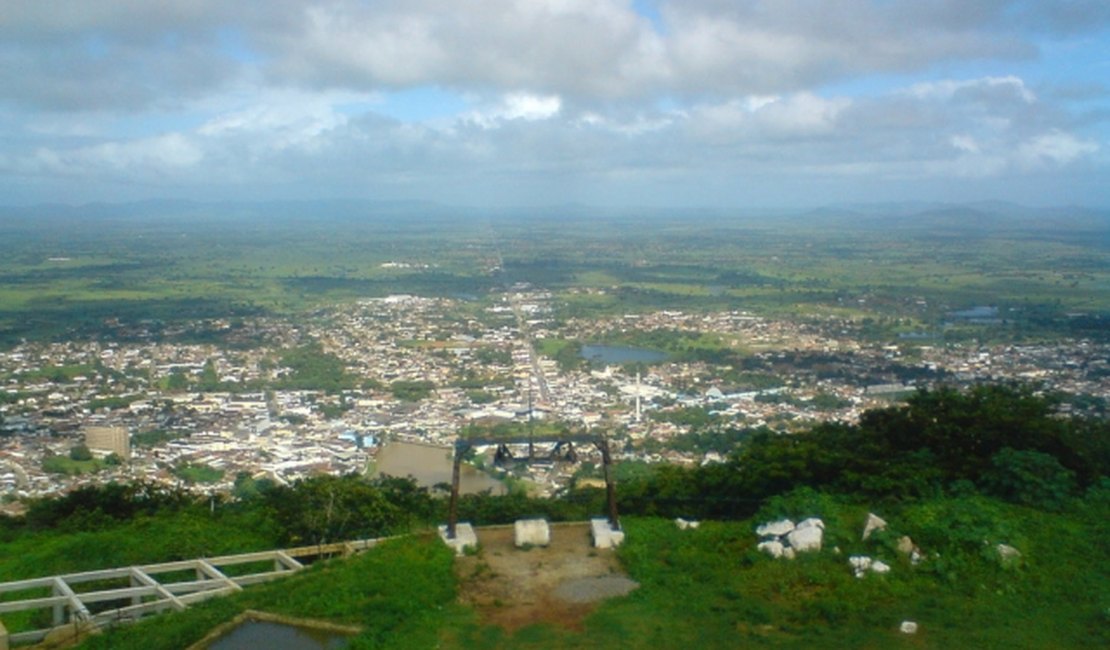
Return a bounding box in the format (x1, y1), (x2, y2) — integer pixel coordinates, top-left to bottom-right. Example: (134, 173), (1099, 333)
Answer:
(1, 199), (1107, 232)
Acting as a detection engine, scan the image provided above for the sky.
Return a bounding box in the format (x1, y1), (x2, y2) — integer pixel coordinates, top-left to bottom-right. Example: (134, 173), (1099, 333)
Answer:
(1, 0), (1108, 209)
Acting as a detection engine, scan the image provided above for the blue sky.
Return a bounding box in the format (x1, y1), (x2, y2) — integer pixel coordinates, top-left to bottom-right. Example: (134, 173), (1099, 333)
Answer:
(0, 0), (1107, 208)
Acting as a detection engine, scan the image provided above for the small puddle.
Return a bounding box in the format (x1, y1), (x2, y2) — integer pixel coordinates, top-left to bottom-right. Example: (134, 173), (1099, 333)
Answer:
(203, 619), (351, 650)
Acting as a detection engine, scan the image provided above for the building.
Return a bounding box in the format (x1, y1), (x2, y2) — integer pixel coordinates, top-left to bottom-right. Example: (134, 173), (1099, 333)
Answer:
(85, 426), (130, 460)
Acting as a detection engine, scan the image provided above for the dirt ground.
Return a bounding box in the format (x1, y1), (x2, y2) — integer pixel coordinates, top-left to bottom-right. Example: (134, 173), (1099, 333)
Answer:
(454, 522), (638, 631)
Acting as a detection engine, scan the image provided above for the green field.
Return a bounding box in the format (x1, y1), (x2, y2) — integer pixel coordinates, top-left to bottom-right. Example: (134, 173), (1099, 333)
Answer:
(1, 203), (1107, 347)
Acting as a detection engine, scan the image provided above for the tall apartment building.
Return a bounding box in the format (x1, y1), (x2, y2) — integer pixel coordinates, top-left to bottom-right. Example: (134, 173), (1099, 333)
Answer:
(84, 426), (130, 460)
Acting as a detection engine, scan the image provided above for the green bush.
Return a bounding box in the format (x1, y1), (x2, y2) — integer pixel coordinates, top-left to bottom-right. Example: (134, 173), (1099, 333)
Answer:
(982, 447), (1077, 510)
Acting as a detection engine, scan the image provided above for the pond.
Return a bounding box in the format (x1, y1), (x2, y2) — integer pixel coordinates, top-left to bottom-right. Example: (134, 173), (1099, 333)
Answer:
(580, 344), (667, 365)
(372, 441), (505, 495)
(205, 620), (350, 650)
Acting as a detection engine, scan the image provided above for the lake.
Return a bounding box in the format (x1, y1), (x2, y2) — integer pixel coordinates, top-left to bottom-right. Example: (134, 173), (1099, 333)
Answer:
(372, 441), (505, 495)
(205, 620), (349, 650)
(580, 344), (667, 365)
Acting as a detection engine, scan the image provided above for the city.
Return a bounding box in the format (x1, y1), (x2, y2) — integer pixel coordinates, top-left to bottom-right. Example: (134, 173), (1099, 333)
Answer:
(3, 285), (1106, 511)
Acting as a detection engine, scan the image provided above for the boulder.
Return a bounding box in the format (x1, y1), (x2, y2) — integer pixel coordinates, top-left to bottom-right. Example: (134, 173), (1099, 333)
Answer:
(900, 621), (918, 635)
(787, 523), (823, 553)
(996, 543), (1022, 566)
(862, 513), (887, 540)
(849, 555), (873, 577)
(897, 536), (924, 565)
(797, 517), (825, 530)
(757, 540), (786, 559)
(849, 555), (890, 577)
(756, 519), (795, 537)
(675, 518), (700, 530)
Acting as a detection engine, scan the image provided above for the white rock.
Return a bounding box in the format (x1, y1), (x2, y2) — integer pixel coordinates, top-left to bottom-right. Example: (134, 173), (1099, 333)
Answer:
(675, 517), (700, 530)
(896, 535), (916, 555)
(782, 546), (796, 560)
(514, 518), (550, 547)
(900, 621), (918, 634)
(862, 513), (888, 540)
(787, 524), (823, 553)
(758, 540), (785, 558)
(797, 517), (825, 530)
(756, 519), (795, 537)
(849, 555), (890, 577)
(996, 543), (1022, 565)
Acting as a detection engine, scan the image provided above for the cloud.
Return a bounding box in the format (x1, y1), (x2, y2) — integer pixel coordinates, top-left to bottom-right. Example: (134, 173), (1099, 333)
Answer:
(0, 2), (1106, 205)
(464, 93), (563, 128)
(4, 72), (1100, 199)
(907, 76), (1037, 103)
(24, 133), (203, 179)
(1016, 130), (1099, 169)
(4, 0), (1100, 111)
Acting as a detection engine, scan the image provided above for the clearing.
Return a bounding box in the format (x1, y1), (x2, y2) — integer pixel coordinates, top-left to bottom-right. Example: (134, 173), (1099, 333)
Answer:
(454, 522), (638, 631)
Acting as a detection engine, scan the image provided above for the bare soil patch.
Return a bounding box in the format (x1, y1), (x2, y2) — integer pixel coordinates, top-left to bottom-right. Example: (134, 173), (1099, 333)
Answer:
(454, 522), (637, 631)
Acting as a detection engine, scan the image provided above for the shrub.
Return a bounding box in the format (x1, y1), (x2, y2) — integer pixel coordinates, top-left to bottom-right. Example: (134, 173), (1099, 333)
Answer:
(982, 447), (1077, 510)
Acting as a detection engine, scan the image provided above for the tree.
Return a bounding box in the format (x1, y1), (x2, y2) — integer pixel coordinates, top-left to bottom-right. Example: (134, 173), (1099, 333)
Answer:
(983, 447), (1076, 510)
(199, 358), (220, 391)
(265, 475), (405, 546)
(165, 368), (190, 392)
(69, 444), (93, 461)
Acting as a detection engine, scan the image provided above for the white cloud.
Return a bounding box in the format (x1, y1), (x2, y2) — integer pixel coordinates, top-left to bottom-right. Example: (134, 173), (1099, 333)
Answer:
(0, 2), (1107, 205)
(464, 93), (562, 128)
(1016, 130), (1099, 169)
(950, 134), (981, 154)
(907, 76), (1037, 103)
(30, 134), (203, 176)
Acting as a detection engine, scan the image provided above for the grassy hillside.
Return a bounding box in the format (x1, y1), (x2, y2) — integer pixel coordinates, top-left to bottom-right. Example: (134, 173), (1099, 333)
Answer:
(53, 499), (1109, 649)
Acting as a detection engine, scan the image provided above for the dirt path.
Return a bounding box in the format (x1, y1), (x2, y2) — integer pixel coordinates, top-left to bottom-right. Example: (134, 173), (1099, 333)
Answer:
(454, 522), (638, 631)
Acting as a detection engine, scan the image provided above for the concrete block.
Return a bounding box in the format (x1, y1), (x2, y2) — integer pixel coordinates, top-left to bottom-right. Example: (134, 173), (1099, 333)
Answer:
(438, 523), (478, 556)
(591, 517), (625, 549)
(514, 518), (551, 547)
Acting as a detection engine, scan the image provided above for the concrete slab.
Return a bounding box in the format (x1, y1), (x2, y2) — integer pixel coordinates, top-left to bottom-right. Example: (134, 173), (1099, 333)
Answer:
(438, 523), (478, 556)
(514, 518), (551, 547)
(591, 518), (625, 549)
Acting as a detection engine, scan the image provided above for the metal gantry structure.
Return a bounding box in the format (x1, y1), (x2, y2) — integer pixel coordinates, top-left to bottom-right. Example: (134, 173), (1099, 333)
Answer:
(444, 431), (620, 540)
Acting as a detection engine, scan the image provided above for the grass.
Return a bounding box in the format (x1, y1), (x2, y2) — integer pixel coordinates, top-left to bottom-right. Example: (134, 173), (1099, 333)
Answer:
(172, 463), (225, 484)
(74, 536), (462, 650)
